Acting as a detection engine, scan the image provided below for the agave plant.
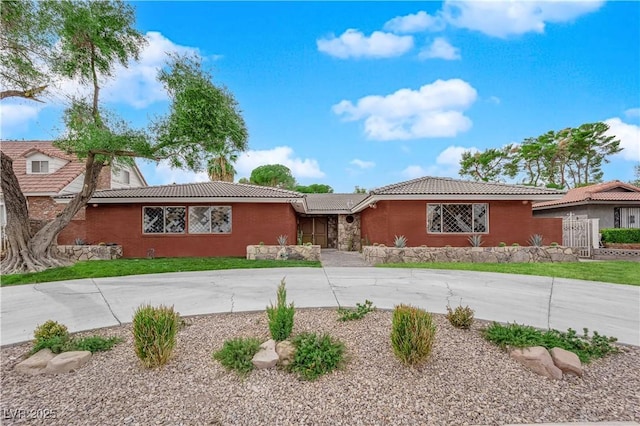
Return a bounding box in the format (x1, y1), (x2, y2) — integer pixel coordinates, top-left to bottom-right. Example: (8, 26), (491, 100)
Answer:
(277, 234), (288, 246)
(528, 234), (544, 247)
(394, 235), (407, 248)
(468, 234), (483, 247)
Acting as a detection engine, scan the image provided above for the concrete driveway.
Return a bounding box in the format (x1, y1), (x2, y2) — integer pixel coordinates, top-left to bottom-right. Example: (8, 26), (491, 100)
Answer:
(1, 267), (639, 346)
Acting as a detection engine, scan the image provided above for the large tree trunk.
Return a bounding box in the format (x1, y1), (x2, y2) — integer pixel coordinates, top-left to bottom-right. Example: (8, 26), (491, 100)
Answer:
(1, 151), (105, 274)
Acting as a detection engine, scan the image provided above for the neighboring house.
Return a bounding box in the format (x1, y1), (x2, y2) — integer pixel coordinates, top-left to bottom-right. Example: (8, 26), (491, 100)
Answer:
(0, 141), (147, 243)
(60, 176), (565, 258)
(533, 181), (640, 229)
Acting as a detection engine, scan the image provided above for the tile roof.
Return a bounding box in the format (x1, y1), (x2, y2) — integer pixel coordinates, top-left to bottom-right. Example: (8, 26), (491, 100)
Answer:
(371, 176), (566, 196)
(82, 181), (305, 200)
(1, 141), (85, 194)
(305, 193), (368, 213)
(533, 181), (640, 209)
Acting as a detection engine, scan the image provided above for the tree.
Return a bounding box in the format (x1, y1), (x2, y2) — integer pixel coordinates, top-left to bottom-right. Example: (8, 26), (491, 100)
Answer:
(632, 164), (640, 187)
(295, 184), (333, 193)
(354, 186), (367, 194)
(249, 164), (296, 190)
(1, 3), (248, 274)
(458, 122), (622, 188)
(207, 143), (239, 182)
(0, 0), (55, 100)
(458, 145), (516, 182)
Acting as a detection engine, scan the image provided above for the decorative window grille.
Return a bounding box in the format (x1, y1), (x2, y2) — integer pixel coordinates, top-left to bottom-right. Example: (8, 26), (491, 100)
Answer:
(189, 207), (211, 233)
(618, 207), (640, 229)
(211, 206), (232, 233)
(427, 203), (488, 233)
(143, 206), (185, 234)
(188, 206), (232, 234)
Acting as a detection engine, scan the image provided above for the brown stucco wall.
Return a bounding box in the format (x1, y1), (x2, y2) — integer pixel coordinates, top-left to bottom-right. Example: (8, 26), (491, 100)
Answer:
(360, 200), (562, 247)
(84, 202), (298, 258)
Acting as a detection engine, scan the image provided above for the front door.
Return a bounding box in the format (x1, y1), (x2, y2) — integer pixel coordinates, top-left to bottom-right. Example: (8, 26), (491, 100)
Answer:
(299, 217), (328, 248)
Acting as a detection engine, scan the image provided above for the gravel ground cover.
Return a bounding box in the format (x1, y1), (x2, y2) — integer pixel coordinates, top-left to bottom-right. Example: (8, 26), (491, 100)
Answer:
(1, 308), (639, 425)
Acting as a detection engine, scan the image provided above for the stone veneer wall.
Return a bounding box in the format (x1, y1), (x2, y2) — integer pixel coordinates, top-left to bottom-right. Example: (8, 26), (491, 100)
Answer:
(363, 246), (578, 265)
(247, 245), (321, 261)
(57, 245), (123, 261)
(337, 213), (361, 252)
(327, 216), (338, 249)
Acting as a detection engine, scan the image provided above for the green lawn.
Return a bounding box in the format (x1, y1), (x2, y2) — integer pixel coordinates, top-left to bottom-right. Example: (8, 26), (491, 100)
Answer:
(0, 257), (321, 287)
(379, 261), (639, 286)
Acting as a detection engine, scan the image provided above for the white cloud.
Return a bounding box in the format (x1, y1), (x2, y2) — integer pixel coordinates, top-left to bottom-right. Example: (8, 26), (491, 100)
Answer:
(50, 31), (200, 108)
(436, 145), (478, 167)
(488, 96), (501, 105)
(151, 160), (210, 185)
(442, 0), (604, 38)
(350, 159), (376, 169)
(332, 78), (477, 141)
(235, 146), (325, 179)
(317, 29), (413, 59)
(418, 37), (461, 60)
(625, 108), (640, 118)
(605, 117), (640, 162)
(402, 145), (479, 180)
(0, 103), (44, 136)
(402, 165), (428, 179)
(383, 11), (445, 33)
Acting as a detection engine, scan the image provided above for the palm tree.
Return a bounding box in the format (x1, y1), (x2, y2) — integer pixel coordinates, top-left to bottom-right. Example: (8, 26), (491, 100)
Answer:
(208, 145), (238, 182)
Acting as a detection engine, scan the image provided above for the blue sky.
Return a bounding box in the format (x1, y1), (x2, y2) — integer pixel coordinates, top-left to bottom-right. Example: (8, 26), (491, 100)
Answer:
(2, 1), (639, 192)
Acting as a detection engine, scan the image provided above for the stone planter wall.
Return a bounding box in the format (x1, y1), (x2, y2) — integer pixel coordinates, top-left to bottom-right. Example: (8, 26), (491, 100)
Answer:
(363, 246), (578, 265)
(57, 245), (123, 261)
(246, 245), (321, 261)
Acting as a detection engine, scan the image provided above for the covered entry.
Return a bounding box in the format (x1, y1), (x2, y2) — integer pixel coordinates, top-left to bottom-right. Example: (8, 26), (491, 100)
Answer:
(299, 217), (328, 247)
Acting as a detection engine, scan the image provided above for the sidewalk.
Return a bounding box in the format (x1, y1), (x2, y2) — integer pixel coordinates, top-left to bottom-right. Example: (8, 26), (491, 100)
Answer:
(1, 267), (639, 346)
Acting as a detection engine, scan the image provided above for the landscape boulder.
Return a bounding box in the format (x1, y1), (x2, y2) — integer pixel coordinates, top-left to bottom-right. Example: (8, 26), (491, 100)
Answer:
(275, 340), (296, 366)
(510, 346), (563, 380)
(252, 339), (279, 369)
(550, 347), (583, 377)
(45, 351), (92, 374)
(15, 349), (56, 376)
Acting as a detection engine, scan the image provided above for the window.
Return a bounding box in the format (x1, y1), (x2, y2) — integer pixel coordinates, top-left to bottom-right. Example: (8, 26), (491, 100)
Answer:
(143, 206), (186, 234)
(188, 206), (232, 233)
(31, 161), (49, 173)
(616, 207), (640, 229)
(143, 206), (232, 234)
(427, 203), (488, 233)
(122, 170), (130, 184)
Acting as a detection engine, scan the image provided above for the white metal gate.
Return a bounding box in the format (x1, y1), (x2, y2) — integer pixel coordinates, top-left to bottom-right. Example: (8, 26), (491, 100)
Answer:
(562, 214), (598, 258)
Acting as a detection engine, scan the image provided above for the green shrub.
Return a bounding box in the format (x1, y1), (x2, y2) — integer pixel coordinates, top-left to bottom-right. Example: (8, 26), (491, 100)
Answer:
(34, 320), (69, 342)
(72, 336), (123, 352)
(498, 242), (506, 247)
(290, 332), (345, 381)
(337, 300), (375, 321)
(30, 336), (71, 354)
(600, 228), (640, 244)
(390, 304), (436, 366)
(213, 337), (262, 377)
(528, 234), (544, 247)
(445, 305), (475, 329)
(132, 304), (180, 368)
(266, 279), (295, 341)
(483, 322), (619, 363)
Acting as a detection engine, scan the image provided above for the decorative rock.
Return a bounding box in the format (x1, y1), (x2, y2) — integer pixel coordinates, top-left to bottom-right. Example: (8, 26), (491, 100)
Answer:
(15, 349), (56, 375)
(45, 351), (92, 374)
(275, 340), (296, 366)
(252, 339), (279, 369)
(550, 347), (583, 377)
(510, 346), (563, 380)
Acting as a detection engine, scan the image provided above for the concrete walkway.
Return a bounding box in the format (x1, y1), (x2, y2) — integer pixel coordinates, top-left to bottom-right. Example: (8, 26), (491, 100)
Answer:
(1, 267), (638, 347)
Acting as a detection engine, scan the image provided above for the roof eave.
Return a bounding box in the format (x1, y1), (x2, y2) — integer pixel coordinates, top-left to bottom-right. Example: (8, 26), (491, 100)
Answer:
(55, 196), (305, 204)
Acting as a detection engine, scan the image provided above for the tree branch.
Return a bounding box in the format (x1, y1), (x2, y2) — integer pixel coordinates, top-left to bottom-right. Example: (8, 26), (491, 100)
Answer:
(0, 85), (47, 101)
